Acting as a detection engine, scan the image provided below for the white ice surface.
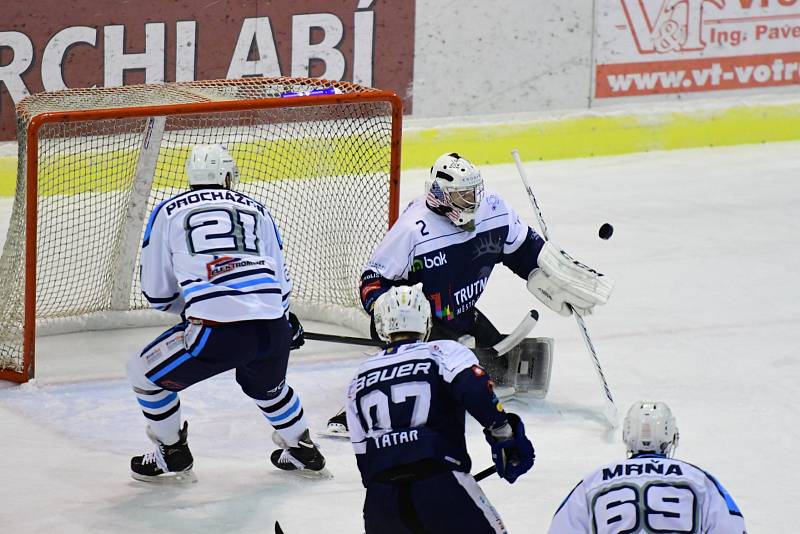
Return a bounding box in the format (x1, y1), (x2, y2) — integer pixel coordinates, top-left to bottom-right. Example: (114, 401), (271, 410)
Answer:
(1, 142), (799, 532)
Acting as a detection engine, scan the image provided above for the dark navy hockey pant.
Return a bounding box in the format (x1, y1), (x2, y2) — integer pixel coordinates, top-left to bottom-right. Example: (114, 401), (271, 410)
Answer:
(363, 470), (506, 534)
(140, 318), (291, 398)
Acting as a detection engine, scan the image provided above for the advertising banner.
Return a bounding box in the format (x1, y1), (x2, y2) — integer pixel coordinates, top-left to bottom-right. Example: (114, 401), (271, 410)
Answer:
(595, 0), (800, 98)
(0, 0), (415, 140)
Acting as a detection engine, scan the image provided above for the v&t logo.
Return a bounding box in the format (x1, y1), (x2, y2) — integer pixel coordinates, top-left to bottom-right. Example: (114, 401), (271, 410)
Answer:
(622, 0), (724, 54)
(411, 252), (448, 272)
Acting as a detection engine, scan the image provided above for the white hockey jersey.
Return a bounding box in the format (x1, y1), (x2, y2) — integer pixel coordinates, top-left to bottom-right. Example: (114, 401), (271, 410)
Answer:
(548, 454), (746, 534)
(140, 188), (291, 322)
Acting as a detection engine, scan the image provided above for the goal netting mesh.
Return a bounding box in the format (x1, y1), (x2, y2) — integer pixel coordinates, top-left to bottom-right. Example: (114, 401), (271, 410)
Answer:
(0, 77), (400, 382)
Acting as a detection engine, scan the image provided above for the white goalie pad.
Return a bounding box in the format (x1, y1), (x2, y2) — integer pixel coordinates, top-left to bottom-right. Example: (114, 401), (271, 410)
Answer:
(473, 337), (553, 400)
(528, 241), (614, 316)
(503, 337), (553, 399)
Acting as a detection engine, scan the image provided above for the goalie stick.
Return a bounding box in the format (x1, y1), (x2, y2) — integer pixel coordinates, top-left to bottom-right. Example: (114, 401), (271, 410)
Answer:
(511, 149), (618, 429)
(306, 309), (538, 357)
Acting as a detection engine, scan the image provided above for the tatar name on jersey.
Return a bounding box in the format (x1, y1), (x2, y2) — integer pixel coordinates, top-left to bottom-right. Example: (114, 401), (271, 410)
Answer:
(366, 191), (528, 321)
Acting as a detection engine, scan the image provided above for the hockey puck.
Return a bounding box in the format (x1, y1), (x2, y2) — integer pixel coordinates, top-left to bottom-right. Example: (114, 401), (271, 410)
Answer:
(599, 223), (614, 240)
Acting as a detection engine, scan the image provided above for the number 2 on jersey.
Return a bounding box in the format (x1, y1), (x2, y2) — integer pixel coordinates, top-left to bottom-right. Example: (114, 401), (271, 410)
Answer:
(185, 207), (260, 255)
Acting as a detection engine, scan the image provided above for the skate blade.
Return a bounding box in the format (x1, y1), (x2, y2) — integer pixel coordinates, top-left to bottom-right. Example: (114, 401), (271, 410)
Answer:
(276, 466), (334, 480)
(131, 468), (198, 484)
(317, 426), (350, 439)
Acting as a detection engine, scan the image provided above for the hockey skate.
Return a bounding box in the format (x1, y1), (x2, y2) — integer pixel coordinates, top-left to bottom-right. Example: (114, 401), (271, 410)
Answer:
(319, 408), (349, 438)
(130, 421), (196, 483)
(270, 429), (331, 478)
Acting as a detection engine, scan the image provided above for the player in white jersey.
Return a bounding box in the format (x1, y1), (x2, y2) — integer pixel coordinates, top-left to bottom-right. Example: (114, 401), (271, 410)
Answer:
(346, 284), (535, 533)
(126, 144), (325, 482)
(328, 152), (614, 433)
(548, 401), (747, 534)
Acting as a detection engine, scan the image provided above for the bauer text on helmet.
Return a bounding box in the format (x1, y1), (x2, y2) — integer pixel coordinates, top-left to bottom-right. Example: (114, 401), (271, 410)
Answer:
(425, 153), (484, 230)
(373, 283), (432, 342)
(622, 401), (679, 458)
(186, 144), (241, 188)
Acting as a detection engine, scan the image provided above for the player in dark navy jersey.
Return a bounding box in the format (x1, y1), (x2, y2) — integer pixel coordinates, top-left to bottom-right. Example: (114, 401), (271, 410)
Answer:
(346, 284), (535, 533)
(328, 153), (614, 433)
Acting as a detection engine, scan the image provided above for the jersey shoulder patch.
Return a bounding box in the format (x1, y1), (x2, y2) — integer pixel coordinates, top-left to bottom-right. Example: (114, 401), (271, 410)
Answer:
(426, 340), (479, 382)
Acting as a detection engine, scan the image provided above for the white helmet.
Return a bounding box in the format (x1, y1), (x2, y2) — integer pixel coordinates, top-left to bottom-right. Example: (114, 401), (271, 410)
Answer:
(425, 153), (484, 230)
(623, 401), (679, 457)
(186, 144), (240, 187)
(373, 283), (432, 342)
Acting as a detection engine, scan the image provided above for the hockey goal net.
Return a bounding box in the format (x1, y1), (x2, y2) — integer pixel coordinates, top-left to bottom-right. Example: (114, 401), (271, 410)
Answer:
(0, 77), (401, 383)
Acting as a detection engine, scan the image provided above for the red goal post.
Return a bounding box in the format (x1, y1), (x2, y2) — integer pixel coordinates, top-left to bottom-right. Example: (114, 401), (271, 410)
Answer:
(0, 77), (402, 383)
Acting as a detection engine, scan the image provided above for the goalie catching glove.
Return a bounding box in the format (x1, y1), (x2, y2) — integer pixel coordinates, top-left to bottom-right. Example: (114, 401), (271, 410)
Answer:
(527, 241), (614, 317)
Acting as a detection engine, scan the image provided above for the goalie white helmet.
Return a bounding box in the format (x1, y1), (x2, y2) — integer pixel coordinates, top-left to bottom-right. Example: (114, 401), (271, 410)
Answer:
(186, 144), (240, 188)
(373, 283), (432, 342)
(623, 401), (679, 458)
(425, 153), (484, 230)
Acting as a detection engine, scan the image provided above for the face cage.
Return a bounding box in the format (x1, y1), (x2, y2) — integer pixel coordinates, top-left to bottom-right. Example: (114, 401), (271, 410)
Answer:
(444, 183), (484, 226)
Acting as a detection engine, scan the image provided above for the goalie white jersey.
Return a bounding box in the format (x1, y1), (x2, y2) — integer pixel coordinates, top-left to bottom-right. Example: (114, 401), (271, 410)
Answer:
(140, 188), (291, 322)
(548, 454), (746, 534)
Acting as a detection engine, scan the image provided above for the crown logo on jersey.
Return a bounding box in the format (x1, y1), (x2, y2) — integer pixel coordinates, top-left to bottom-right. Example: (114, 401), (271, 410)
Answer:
(472, 234), (503, 259)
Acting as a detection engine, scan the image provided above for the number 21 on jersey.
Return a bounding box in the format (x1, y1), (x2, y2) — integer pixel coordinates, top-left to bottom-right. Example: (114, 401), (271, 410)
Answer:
(185, 207), (260, 255)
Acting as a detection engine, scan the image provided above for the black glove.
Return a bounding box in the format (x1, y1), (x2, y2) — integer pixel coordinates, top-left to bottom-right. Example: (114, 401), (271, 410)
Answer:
(288, 312), (304, 350)
(483, 412), (535, 484)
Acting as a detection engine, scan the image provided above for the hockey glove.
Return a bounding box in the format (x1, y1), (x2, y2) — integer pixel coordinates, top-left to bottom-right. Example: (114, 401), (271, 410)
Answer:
(288, 312), (305, 350)
(483, 412), (535, 484)
(527, 241), (614, 316)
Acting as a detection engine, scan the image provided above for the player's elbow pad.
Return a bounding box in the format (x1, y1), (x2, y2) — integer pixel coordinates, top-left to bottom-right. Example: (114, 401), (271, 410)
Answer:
(360, 271), (390, 313)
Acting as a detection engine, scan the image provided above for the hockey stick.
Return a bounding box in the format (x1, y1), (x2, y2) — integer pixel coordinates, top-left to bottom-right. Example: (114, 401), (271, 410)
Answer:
(305, 331), (382, 347)
(474, 465), (497, 482)
(511, 149), (618, 429)
(306, 309), (537, 356)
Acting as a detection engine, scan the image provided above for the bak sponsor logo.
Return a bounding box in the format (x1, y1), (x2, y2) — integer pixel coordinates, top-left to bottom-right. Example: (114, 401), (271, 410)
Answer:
(411, 251), (447, 272)
(206, 256), (266, 279)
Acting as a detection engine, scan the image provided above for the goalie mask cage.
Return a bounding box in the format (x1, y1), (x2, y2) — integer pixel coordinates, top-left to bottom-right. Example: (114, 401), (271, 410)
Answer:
(0, 77), (402, 383)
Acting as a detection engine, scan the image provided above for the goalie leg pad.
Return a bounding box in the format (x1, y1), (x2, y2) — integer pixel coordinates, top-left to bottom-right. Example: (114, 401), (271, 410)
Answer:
(506, 337), (553, 399)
